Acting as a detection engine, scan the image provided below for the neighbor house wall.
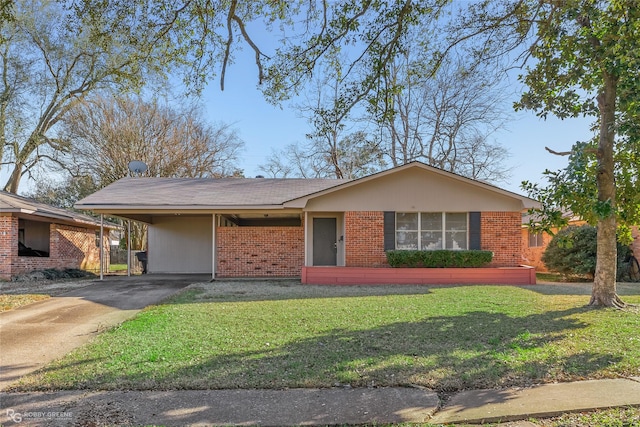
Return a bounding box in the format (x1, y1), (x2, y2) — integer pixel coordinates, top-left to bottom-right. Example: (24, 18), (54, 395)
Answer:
(216, 226), (304, 277)
(1, 215), (108, 280)
(520, 228), (554, 272)
(0, 215), (18, 280)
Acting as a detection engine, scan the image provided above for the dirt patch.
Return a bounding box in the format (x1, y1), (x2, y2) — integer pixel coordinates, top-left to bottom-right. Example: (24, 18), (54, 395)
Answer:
(0, 278), (96, 297)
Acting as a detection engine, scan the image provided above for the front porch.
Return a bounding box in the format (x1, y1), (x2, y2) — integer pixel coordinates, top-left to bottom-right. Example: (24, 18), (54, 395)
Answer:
(301, 265), (537, 285)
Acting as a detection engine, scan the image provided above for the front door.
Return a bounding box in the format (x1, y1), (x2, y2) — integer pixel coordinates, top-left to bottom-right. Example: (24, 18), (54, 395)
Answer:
(313, 218), (337, 266)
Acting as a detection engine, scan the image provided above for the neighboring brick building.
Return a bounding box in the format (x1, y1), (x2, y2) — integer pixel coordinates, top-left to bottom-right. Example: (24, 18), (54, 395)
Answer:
(521, 219), (637, 272)
(0, 191), (113, 281)
(76, 162), (539, 283)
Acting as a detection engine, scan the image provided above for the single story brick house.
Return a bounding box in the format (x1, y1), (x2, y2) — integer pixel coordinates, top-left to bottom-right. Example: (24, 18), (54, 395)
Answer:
(0, 191), (114, 280)
(75, 162), (539, 284)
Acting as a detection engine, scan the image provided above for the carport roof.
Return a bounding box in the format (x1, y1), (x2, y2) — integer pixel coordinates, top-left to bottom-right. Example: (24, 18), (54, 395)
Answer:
(75, 177), (349, 210)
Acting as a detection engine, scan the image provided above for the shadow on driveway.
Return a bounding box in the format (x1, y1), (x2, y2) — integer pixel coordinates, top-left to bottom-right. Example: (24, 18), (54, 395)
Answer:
(0, 274), (208, 390)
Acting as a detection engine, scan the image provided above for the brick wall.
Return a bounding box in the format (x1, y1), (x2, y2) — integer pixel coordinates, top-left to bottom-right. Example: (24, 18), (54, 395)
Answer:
(0, 215), (18, 280)
(344, 211), (388, 267)
(520, 228), (554, 271)
(482, 212), (522, 267)
(0, 215), (109, 280)
(216, 226), (304, 277)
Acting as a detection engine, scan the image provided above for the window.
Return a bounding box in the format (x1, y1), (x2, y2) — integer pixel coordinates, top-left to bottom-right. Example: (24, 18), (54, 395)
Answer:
(396, 212), (468, 250)
(528, 230), (544, 247)
(17, 219), (50, 257)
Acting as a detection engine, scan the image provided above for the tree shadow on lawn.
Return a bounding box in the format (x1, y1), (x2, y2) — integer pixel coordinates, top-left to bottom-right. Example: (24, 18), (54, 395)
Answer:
(62, 306), (623, 395)
(523, 282), (640, 296)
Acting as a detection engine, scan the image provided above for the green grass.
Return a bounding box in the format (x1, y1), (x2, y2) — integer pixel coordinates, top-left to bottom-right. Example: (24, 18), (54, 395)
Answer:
(109, 264), (128, 272)
(12, 282), (640, 392)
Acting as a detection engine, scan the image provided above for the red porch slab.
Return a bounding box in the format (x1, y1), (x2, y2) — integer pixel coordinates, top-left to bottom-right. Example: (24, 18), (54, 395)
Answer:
(301, 266), (536, 285)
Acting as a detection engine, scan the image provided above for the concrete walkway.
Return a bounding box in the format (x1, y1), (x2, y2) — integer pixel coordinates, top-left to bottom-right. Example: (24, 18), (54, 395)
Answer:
(1, 378), (639, 426)
(0, 274), (206, 390)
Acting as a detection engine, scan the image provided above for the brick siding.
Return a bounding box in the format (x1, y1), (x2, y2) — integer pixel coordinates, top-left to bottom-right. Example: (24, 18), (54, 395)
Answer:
(0, 215), (18, 280)
(344, 210), (522, 269)
(520, 228), (554, 271)
(216, 226), (304, 277)
(0, 215), (108, 280)
(481, 212), (522, 267)
(344, 211), (388, 267)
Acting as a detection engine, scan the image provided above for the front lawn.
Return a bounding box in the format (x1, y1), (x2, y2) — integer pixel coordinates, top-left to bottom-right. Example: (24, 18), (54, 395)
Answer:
(13, 281), (640, 391)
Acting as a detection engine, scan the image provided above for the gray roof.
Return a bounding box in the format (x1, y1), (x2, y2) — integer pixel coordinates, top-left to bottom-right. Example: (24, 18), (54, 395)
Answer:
(0, 191), (115, 228)
(76, 177), (349, 209)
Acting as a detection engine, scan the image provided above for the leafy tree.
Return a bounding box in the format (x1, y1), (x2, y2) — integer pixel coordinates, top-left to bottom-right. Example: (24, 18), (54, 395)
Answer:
(514, 1), (640, 307)
(0, 0), (198, 193)
(542, 225), (631, 281)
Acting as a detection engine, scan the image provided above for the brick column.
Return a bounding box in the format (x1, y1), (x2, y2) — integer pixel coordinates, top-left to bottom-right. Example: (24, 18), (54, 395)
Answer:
(0, 215), (18, 280)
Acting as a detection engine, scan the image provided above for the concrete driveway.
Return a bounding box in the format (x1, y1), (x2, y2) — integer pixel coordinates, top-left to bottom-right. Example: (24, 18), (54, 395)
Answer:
(0, 274), (208, 391)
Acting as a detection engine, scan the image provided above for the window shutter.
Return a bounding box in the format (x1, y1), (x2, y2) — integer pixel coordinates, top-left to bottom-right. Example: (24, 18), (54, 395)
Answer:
(384, 211), (395, 251)
(469, 212), (481, 250)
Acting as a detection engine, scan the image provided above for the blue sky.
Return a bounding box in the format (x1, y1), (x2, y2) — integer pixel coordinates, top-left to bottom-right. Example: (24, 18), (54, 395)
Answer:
(199, 49), (595, 196)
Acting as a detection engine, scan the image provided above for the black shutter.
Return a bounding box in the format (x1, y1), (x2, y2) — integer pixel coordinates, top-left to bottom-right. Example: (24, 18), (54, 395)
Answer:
(469, 212), (481, 250)
(384, 211), (395, 251)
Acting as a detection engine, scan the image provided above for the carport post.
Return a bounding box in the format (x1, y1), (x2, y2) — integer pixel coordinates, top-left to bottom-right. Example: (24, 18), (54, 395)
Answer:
(99, 214), (104, 280)
(127, 220), (131, 277)
(212, 214), (216, 280)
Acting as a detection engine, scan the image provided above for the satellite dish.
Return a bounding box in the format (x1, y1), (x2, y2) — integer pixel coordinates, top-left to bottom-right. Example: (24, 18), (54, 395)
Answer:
(128, 160), (148, 175)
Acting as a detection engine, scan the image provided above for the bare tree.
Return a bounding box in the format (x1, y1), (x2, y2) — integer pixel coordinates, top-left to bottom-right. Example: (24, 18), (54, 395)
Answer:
(61, 95), (244, 186)
(376, 50), (512, 183)
(260, 61), (385, 179)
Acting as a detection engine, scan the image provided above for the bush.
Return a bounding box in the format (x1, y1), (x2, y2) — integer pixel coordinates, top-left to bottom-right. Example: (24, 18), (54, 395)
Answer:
(12, 268), (97, 282)
(542, 225), (631, 280)
(386, 250), (493, 268)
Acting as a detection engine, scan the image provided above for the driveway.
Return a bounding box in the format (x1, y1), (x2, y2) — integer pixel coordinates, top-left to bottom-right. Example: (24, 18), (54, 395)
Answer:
(0, 274), (208, 391)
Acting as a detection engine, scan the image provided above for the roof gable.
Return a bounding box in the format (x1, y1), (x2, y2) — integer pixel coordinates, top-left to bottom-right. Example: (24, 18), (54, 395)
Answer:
(284, 162), (539, 211)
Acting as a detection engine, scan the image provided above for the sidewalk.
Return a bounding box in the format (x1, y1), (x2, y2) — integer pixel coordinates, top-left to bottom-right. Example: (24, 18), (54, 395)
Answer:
(1, 377), (639, 426)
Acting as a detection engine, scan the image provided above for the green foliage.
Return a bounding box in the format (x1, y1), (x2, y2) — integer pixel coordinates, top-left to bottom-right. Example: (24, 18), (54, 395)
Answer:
(523, 138), (639, 239)
(386, 250), (493, 268)
(542, 225), (631, 280)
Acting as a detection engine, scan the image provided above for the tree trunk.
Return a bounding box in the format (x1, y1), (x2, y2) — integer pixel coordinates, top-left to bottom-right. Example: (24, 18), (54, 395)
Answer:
(3, 162), (22, 194)
(589, 73), (624, 308)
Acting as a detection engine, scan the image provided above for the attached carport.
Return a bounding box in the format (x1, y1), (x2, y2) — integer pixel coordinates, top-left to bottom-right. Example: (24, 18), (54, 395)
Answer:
(74, 177), (344, 279)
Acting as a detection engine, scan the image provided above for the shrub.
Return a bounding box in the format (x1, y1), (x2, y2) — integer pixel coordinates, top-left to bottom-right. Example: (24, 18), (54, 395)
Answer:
(542, 225), (631, 280)
(386, 250), (493, 268)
